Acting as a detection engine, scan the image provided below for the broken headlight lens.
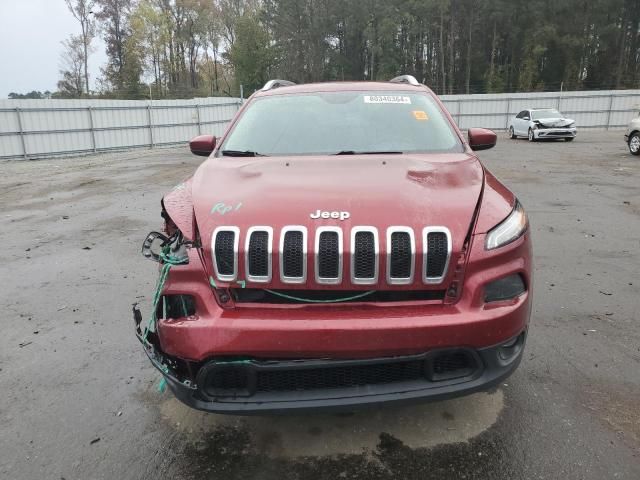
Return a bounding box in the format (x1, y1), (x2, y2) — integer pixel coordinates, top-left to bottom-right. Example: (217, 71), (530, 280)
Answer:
(485, 201), (528, 250)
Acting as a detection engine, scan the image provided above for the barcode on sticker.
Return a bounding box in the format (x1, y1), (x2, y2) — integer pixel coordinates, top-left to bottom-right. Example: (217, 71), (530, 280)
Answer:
(364, 95), (411, 104)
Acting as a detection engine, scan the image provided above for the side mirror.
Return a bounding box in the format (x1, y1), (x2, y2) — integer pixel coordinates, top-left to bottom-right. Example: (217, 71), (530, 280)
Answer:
(189, 134), (216, 157)
(523, 116), (530, 121)
(468, 128), (497, 151)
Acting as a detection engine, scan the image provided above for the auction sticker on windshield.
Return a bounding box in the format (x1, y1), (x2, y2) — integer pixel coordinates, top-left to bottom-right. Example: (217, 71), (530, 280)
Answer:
(364, 95), (411, 104)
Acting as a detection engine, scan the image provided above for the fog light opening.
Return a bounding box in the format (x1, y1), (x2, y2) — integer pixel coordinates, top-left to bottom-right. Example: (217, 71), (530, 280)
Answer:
(156, 294), (196, 319)
(484, 274), (526, 303)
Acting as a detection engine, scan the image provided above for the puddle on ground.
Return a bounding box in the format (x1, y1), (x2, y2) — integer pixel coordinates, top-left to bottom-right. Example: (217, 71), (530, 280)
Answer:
(159, 390), (504, 458)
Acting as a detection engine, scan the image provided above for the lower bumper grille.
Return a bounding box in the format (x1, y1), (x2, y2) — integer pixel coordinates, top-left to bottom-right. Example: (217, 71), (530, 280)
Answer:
(258, 360), (425, 392)
(231, 288), (445, 304)
(197, 350), (479, 399)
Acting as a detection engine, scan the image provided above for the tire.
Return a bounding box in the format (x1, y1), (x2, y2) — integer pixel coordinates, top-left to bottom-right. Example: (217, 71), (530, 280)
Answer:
(564, 137), (574, 142)
(528, 128), (536, 142)
(629, 132), (640, 156)
(509, 127), (516, 139)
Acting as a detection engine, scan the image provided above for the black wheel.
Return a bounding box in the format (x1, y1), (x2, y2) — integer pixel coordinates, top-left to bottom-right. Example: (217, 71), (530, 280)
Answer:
(564, 137), (574, 142)
(629, 132), (640, 156)
(528, 128), (536, 142)
(509, 127), (516, 139)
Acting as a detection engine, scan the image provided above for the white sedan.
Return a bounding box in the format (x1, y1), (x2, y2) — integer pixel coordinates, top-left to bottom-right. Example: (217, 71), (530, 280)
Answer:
(508, 108), (577, 142)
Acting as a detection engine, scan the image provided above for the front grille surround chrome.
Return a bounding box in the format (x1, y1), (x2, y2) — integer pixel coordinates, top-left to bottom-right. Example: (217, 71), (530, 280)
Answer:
(211, 226), (240, 282)
(244, 226), (273, 283)
(386, 227), (415, 285)
(314, 226), (343, 284)
(279, 226), (308, 284)
(211, 225), (451, 286)
(350, 226), (379, 285)
(422, 226), (452, 284)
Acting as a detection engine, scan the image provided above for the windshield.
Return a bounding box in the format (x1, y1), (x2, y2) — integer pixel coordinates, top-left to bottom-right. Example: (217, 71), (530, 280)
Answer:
(219, 91), (462, 156)
(532, 109), (562, 120)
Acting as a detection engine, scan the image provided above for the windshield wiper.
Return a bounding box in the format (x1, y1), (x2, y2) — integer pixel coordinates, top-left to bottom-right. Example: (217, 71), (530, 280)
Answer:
(221, 149), (267, 157)
(333, 150), (403, 155)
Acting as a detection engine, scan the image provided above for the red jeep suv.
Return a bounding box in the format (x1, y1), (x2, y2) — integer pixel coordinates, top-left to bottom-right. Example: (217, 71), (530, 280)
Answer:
(135, 75), (532, 414)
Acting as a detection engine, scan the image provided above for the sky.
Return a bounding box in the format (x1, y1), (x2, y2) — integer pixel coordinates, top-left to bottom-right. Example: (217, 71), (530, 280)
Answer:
(0, 0), (107, 97)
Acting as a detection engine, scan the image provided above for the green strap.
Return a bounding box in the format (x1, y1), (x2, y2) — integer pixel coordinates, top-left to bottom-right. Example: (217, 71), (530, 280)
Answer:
(142, 248), (188, 344)
(263, 289), (375, 303)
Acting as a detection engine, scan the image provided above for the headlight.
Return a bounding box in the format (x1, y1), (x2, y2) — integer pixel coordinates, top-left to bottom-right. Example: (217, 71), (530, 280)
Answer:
(485, 201), (528, 250)
(568, 122), (576, 128)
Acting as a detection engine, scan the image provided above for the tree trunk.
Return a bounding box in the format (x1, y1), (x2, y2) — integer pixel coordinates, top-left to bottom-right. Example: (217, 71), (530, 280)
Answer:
(439, 4), (446, 94)
(82, 22), (89, 96)
(616, 5), (628, 88)
(448, 1), (455, 94)
(489, 20), (497, 91)
(466, 10), (473, 94)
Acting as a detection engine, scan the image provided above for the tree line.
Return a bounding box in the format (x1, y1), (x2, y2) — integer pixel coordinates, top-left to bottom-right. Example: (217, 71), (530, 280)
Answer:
(23, 0), (640, 99)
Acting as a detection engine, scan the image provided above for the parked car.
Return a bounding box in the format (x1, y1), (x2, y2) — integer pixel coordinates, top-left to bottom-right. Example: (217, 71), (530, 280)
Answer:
(625, 113), (640, 155)
(135, 75), (532, 414)
(508, 108), (577, 142)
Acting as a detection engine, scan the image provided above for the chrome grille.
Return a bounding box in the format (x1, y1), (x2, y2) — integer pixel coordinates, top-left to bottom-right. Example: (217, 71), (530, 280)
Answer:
(387, 227), (415, 284)
(315, 227), (343, 284)
(212, 227), (239, 281)
(245, 227), (272, 282)
(351, 227), (378, 284)
(211, 225), (450, 287)
(279, 226), (307, 283)
(422, 227), (451, 284)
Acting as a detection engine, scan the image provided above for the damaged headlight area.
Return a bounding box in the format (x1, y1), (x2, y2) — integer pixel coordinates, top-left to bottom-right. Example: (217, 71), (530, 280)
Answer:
(141, 230), (191, 264)
(134, 221), (198, 392)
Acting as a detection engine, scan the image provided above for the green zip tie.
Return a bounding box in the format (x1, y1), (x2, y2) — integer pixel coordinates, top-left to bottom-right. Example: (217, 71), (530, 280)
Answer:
(263, 289), (375, 303)
(157, 377), (167, 393)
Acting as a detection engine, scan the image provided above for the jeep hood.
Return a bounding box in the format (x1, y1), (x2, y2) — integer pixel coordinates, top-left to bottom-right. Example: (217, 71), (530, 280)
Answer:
(189, 153), (483, 284)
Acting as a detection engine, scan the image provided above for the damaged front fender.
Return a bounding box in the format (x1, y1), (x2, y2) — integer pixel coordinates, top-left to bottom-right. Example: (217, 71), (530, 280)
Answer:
(162, 177), (197, 241)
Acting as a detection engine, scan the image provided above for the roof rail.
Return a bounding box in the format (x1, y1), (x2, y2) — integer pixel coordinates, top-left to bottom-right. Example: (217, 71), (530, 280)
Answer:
(389, 75), (420, 86)
(261, 79), (296, 92)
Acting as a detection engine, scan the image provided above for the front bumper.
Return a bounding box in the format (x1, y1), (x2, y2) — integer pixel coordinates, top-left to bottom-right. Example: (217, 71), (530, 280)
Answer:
(534, 127), (577, 139)
(135, 230), (532, 413)
(152, 331), (526, 414)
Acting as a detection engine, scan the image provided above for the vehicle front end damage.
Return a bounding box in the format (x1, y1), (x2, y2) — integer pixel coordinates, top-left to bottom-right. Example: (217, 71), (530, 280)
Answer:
(134, 161), (532, 414)
(532, 118), (577, 140)
(134, 79), (532, 414)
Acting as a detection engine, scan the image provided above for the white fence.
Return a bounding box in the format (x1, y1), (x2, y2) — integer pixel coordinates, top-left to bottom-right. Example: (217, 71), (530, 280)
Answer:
(440, 89), (640, 131)
(1, 90), (639, 160)
(0, 97), (241, 160)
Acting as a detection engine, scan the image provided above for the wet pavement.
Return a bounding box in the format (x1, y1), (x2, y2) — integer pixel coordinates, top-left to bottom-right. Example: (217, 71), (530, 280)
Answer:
(0, 131), (639, 479)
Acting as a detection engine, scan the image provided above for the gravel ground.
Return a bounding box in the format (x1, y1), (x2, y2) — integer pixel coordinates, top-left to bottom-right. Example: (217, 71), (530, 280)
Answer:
(0, 130), (639, 479)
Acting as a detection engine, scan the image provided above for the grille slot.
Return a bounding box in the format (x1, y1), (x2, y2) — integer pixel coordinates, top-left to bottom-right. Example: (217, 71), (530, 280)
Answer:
(351, 228), (378, 284)
(246, 227), (272, 282)
(423, 227), (451, 284)
(257, 360), (425, 392)
(315, 227), (342, 283)
(387, 228), (414, 284)
(213, 228), (238, 280)
(280, 228), (306, 282)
